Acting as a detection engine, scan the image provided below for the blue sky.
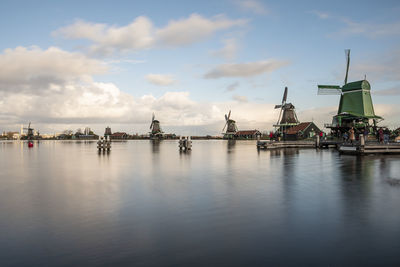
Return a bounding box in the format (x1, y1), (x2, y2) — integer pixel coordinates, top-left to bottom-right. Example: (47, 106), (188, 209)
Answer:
(0, 0), (399, 135)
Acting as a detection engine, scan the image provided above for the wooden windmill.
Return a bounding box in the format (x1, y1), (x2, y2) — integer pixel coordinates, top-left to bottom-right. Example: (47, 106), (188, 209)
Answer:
(222, 110), (238, 139)
(273, 87), (299, 133)
(149, 113), (163, 139)
(23, 122), (34, 139)
(317, 50), (382, 134)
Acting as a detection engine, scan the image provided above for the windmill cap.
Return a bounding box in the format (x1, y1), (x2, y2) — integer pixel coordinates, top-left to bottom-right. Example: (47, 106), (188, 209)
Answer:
(342, 80), (370, 92)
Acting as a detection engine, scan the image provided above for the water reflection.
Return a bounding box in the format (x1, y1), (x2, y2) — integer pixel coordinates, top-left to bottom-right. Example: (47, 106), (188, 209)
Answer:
(0, 140), (400, 266)
(227, 140), (236, 153)
(150, 139), (161, 153)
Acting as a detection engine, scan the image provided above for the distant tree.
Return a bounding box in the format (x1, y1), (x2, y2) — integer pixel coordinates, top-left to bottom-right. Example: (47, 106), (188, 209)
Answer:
(63, 130), (73, 135)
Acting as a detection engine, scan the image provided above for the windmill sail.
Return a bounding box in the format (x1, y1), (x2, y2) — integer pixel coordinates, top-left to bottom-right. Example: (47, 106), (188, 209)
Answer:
(282, 87), (288, 104)
(317, 85), (342, 95)
(222, 110), (237, 135)
(344, 49), (350, 85)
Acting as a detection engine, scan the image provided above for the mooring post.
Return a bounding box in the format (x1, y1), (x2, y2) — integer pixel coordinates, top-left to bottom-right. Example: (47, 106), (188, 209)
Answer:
(188, 136), (192, 150)
(316, 134), (320, 148)
(360, 134), (365, 153)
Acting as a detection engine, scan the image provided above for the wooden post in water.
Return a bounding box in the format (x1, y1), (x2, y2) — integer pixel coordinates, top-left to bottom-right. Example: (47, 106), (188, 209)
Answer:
(179, 136), (192, 151)
(360, 134), (365, 153)
(316, 134), (320, 148)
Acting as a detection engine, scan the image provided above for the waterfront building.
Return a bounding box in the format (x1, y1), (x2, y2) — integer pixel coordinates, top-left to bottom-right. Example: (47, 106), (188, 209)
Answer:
(284, 122), (321, 140)
(234, 130), (261, 139)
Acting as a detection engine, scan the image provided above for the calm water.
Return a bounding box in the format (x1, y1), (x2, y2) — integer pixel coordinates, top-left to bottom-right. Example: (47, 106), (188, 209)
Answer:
(1, 140), (400, 266)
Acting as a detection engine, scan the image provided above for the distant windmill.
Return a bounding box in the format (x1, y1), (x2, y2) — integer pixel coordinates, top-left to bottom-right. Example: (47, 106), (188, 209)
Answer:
(273, 87), (299, 132)
(317, 49), (382, 133)
(149, 113), (163, 139)
(23, 122), (34, 139)
(222, 110), (238, 139)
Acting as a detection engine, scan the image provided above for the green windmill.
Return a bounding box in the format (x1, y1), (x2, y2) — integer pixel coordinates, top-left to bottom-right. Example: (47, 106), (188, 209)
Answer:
(317, 50), (382, 134)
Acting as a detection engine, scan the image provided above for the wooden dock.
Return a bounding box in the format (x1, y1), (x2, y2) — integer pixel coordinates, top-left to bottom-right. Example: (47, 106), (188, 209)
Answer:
(257, 140), (315, 149)
(319, 139), (342, 148)
(339, 142), (400, 155)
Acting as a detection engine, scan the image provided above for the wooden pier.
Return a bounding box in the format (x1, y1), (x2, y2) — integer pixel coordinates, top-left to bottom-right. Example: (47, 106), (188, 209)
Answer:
(339, 142), (400, 155)
(337, 134), (400, 155)
(257, 140), (315, 149)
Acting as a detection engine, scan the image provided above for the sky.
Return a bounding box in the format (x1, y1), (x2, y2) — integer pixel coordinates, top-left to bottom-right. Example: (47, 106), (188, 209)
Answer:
(0, 0), (399, 135)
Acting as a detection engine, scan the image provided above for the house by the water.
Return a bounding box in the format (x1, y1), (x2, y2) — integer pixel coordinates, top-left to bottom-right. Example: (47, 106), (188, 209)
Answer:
(284, 122), (321, 140)
(235, 130), (261, 139)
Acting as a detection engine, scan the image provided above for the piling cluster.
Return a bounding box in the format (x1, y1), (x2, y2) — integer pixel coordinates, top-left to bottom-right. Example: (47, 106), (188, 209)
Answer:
(97, 136), (111, 152)
(179, 136), (192, 151)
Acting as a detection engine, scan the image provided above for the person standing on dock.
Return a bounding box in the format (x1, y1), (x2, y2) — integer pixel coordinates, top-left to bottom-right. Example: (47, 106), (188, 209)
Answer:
(384, 128), (390, 144)
(378, 128), (384, 143)
(343, 132), (348, 142)
(364, 127), (369, 140)
(349, 127), (355, 144)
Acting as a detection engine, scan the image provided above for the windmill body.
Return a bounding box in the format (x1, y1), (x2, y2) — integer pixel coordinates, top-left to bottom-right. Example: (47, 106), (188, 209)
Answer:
(23, 122), (34, 140)
(273, 87), (299, 134)
(318, 50), (382, 134)
(149, 114), (163, 139)
(222, 110), (238, 139)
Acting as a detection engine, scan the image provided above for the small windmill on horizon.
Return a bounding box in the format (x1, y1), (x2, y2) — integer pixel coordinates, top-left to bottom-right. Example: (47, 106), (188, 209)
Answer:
(222, 110), (238, 139)
(149, 113), (163, 139)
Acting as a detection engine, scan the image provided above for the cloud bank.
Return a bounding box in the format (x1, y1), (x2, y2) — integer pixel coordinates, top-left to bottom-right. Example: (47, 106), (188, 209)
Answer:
(0, 46), (281, 134)
(145, 74), (176, 86)
(54, 14), (247, 55)
(204, 60), (288, 79)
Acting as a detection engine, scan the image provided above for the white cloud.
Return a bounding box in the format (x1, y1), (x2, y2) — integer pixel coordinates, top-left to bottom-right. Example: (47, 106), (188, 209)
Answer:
(352, 49), (400, 82)
(311, 12), (400, 38)
(156, 14), (246, 46)
(211, 38), (238, 60)
(0, 46), (280, 135)
(309, 10), (330, 19)
(0, 46), (107, 94)
(54, 14), (247, 55)
(54, 17), (154, 55)
(226, 81), (240, 92)
(204, 59), (289, 79)
(236, 0), (269, 15)
(232, 94), (248, 102)
(145, 74), (176, 86)
(335, 19), (400, 38)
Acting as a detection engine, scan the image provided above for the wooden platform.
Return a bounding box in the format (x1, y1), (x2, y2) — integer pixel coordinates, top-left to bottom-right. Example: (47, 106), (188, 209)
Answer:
(339, 142), (400, 155)
(319, 139), (342, 148)
(257, 140), (315, 149)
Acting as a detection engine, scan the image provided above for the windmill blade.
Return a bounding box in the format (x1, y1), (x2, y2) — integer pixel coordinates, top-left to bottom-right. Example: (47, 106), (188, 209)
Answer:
(282, 87), (288, 104)
(222, 122), (228, 132)
(28, 122), (31, 128)
(227, 110), (231, 120)
(344, 49), (350, 85)
(274, 105), (282, 109)
(225, 114), (228, 121)
(318, 85), (342, 95)
(150, 113), (155, 129)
